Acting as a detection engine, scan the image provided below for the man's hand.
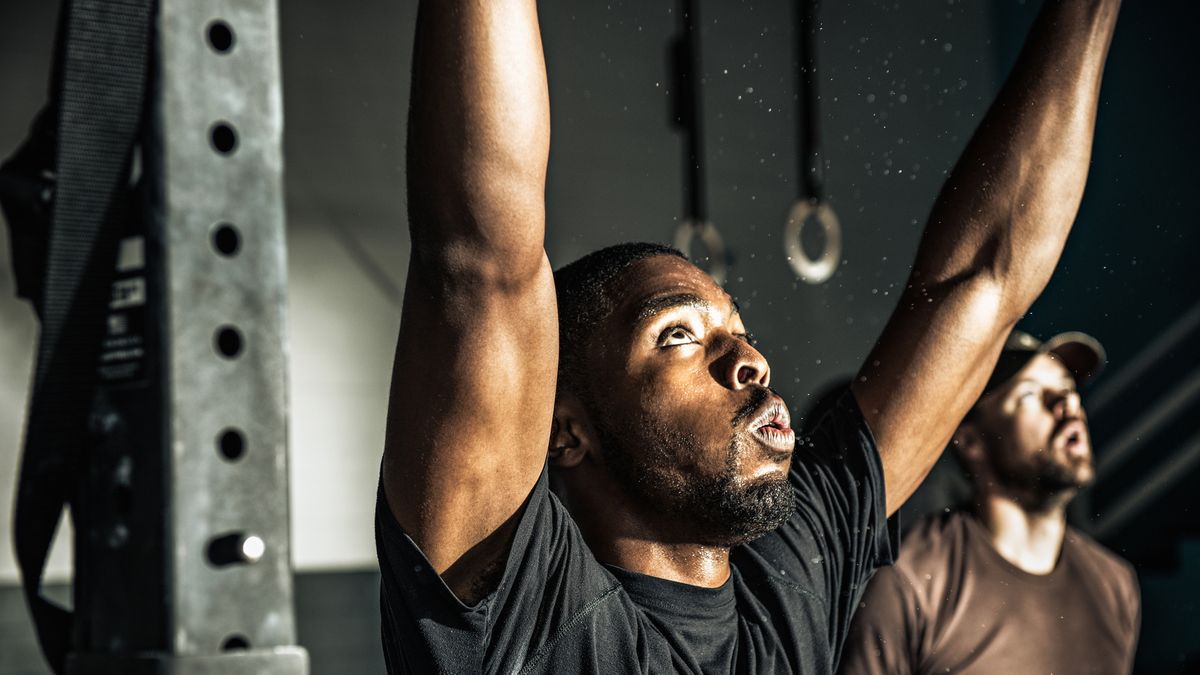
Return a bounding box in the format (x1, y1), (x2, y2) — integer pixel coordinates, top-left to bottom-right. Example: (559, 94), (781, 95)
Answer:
(853, 0), (1122, 515)
(382, 0), (555, 603)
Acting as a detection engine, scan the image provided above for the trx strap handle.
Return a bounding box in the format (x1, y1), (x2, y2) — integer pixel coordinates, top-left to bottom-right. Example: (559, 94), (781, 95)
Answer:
(670, 0), (727, 284)
(785, 0), (841, 284)
(7, 0), (153, 671)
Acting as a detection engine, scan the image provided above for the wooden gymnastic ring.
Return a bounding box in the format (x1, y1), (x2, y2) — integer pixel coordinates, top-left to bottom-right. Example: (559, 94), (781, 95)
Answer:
(674, 219), (728, 285)
(783, 199), (841, 284)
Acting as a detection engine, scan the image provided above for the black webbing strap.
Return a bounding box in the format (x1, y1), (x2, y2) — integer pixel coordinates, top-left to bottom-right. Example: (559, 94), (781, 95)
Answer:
(11, 0), (153, 671)
(670, 0), (708, 224)
(795, 0), (823, 202)
(0, 106), (56, 318)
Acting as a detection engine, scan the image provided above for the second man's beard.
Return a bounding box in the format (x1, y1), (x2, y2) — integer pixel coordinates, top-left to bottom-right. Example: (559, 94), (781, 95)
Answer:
(989, 444), (1093, 506)
(1036, 452), (1094, 493)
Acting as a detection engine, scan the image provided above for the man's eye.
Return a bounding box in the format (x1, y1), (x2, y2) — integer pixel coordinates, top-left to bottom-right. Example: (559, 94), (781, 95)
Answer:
(659, 326), (696, 346)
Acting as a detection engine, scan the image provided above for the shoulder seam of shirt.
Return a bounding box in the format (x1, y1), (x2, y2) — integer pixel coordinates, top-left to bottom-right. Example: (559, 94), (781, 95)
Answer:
(514, 583), (624, 675)
(878, 562), (930, 669)
(763, 572), (825, 608)
(882, 563), (925, 618)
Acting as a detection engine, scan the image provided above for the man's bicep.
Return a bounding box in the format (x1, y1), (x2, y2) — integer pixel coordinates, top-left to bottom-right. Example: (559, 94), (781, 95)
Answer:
(853, 273), (1014, 515)
(382, 253), (558, 581)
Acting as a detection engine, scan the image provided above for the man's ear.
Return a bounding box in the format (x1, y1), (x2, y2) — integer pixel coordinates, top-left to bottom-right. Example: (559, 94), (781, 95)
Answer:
(549, 392), (594, 469)
(951, 421), (986, 474)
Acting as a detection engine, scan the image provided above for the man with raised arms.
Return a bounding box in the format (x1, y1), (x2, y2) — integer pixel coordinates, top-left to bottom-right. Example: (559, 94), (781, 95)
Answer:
(838, 331), (1140, 674)
(376, 1), (1121, 672)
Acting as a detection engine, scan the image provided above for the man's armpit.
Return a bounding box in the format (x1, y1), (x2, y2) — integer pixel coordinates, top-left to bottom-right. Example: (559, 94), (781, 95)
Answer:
(439, 502), (524, 606)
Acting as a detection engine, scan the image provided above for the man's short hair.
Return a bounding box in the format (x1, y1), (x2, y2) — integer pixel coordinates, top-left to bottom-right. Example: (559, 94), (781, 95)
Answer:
(553, 242), (686, 397)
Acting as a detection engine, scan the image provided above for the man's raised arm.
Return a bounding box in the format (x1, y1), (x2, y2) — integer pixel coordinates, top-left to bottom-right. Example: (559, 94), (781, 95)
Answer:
(852, 0), (1120, 515)
(382, 0), (556, 601)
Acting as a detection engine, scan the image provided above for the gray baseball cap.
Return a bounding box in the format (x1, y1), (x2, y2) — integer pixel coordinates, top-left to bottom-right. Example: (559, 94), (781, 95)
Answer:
(982, 330), (1107, 396)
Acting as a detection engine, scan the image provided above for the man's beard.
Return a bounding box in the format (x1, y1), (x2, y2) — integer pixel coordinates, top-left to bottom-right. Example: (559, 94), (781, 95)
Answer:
(988, 433), (1093, 505)
(592, 390), (796, 547)
(1035, 455), (1093, 493)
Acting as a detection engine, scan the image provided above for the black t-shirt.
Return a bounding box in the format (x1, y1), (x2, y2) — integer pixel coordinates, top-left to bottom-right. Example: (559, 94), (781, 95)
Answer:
(376, 390), (897, 674)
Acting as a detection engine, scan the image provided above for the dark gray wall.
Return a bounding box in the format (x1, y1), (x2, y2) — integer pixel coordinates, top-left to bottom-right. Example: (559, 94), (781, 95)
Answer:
(537, 0), (996, 412)
(277, 0), (998, 414)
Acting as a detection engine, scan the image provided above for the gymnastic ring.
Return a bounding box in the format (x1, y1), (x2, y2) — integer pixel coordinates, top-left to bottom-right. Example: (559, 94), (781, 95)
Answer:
(674, 219), (728, 285)
(783, 199), (841, 284)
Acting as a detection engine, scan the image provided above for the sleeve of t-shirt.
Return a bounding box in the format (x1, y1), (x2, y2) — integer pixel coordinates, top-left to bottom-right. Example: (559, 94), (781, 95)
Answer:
(836, 565), (923, 675)
(375, 466), (621, 674)
(747, 387), (899, 653)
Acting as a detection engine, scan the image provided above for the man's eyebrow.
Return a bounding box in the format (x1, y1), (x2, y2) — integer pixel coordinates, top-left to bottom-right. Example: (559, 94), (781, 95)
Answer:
(1014, 377), (1076, 392)
(634, 293), (712, 323)
(633, 292), (741, 324)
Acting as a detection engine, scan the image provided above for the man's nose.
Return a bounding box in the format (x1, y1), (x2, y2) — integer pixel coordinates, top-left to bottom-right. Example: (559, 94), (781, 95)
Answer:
(722, 337), (771, 390)
(1051, 390), (1082, 419)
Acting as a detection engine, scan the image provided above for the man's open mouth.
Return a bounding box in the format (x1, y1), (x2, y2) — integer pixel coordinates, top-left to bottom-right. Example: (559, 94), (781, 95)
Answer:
(1055, 419), (1088, 457)
(749, 399), (796, 453)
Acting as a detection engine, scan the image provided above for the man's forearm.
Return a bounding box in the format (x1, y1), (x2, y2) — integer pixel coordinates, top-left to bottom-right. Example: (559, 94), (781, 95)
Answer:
(406, 0), (550, 279)
(911, 0), (1120, 314)
(852, 1), (1121, 513)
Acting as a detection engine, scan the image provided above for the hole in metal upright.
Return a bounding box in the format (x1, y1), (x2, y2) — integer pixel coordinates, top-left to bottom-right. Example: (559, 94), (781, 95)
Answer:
(206, 20), (235, 53)
(209, 122), (238, 155)
(212, 223), (241, 256)
(217, 428), (245, 461)
(221, 635), (251, 651)
(215, 326), (243, 358)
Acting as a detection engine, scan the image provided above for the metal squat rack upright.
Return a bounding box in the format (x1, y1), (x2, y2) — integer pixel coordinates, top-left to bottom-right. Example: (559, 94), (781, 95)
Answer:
(64, 0), (308, 672)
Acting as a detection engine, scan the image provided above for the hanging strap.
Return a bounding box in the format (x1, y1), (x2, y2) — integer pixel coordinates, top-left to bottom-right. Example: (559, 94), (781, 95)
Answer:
(0, 106), (56, 318)
(9, 0), (153, 671)
(670, 0), (707, 225)
(785, 0), (841, 284)
(796, 0), (823, 202)
(669, 0), (727, 284)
